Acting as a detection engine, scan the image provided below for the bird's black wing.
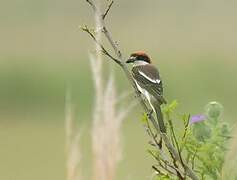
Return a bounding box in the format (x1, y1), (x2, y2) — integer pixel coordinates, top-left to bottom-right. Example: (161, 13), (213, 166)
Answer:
(132, 65), (166, 104)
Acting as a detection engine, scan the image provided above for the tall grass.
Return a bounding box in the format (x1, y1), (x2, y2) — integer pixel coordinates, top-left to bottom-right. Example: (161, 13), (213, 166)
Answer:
(90, 2), (126, 179)
(64, 1), (136, 180)
(65, 88), (83, 180)
(222, 127), (237, 179)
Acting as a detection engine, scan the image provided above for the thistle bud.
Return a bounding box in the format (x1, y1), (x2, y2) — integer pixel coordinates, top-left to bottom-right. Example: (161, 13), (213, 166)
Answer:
(221, 123), (230, 136)
(205, 101), (223, 120)
(192, 121), (211, 141)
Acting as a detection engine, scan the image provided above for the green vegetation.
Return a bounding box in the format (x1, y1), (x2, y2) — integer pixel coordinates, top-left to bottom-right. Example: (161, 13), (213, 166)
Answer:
(1, 0), (237, 179)
(142, 100), (231, 179)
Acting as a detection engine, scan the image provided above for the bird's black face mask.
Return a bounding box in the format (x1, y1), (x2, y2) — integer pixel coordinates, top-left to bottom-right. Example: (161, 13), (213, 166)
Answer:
(126, 56), (136, 63)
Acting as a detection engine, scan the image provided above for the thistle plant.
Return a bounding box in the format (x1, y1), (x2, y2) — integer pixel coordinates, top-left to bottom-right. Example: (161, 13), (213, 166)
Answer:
(144, 101), (231, 179)
(82, 0), (231, 179)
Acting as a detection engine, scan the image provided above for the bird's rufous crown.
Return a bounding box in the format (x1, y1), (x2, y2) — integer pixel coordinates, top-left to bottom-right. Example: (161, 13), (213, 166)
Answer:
(130, 51), (151, 63)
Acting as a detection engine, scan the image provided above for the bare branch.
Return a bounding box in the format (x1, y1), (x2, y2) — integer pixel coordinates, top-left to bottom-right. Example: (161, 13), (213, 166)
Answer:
(102, 26), (122, 59)
(102, 1), (114, 19)
(83, 0), (199, 179)
(86, 0), (96, 11)
(81, 26), (121, 65)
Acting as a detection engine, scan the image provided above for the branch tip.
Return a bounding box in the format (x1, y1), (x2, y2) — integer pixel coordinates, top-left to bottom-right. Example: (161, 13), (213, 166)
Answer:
(83, 0), (199, 179)
(102, 1), (114, 19)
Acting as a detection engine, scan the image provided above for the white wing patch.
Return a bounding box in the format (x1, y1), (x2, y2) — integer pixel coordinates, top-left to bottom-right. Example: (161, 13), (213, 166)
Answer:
(138, 71), (161, 84)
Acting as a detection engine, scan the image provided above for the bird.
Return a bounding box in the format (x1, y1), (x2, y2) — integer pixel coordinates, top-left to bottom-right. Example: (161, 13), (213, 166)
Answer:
(126, 51), (167, 133)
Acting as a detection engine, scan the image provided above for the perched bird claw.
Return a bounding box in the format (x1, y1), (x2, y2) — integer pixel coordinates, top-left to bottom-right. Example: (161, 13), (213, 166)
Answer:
(158, 138), (163, 149)
(126, 51), (167, 133)
(134, 91), (141, 98)
(147, 109), (153, 118)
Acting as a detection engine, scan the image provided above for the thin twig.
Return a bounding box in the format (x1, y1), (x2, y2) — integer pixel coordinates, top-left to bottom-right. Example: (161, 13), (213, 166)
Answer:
(148, 149), (184, 177)
(182, 114), (190, 140)
(83, 1), (199, 179)
(152, 165), (163, 176)
(191, 147), (198, 170)
(167, 114), (185, 168)
(146, 116), (162, 149)
(81, 26), (121, 64)
(102, 1), (114, 19)
(180, 114), (191, 153)
(86, 0), (96, 11)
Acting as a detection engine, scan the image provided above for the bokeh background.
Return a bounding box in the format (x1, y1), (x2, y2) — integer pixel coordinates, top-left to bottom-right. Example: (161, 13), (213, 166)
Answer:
(1, 0), (237, 179)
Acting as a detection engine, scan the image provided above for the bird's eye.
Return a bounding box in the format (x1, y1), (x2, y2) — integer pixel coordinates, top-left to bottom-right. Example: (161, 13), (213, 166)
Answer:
(136, 56), (142, 60)
(136, 55), (145, 61)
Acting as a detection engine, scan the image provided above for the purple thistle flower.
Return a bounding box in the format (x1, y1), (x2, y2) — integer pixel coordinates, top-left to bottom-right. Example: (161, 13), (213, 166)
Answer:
(190, 114), (206, 124)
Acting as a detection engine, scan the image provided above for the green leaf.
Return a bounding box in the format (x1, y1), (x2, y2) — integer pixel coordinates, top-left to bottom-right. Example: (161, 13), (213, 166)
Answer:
(163, 100), (178, 114)
(140, 112), (148, 124)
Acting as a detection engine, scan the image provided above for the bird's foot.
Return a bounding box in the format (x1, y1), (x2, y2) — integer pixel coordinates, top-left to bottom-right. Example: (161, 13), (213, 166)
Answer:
(158, 137), (163, 149)
(134, 91), (141, 98)
(147, 109), (153, 118)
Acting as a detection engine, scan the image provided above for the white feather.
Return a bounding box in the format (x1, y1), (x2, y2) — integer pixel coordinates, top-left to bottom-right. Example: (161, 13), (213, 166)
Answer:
(138, 71), (161, 84)
(133, 61), (149, 66)
(134, 80), (155, 112)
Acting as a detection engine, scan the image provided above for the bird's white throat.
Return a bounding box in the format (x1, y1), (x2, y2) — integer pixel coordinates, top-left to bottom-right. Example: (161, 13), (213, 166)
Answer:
(133, 60), (149, 67)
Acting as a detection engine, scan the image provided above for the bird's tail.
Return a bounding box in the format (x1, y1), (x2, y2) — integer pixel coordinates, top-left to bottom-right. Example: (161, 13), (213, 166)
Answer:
(153, 100), (166, 133)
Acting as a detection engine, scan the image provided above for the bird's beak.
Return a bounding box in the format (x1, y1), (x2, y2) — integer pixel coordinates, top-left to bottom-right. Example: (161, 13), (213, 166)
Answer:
(126, 56), (136, 63)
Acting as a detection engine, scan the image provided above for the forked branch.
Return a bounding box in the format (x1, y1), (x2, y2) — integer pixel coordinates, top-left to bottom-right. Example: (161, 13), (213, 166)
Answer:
(82, 0), (199, 179)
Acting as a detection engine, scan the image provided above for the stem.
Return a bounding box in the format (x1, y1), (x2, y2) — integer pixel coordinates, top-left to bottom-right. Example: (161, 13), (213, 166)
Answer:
(83, 1), (199, 179)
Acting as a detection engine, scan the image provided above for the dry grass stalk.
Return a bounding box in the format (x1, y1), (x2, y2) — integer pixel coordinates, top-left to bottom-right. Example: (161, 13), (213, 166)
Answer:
(90, 1), (134, 180)
(90, 53), (127, 180)
(221, 128), (237, 179)
(65, 88), (83, 180)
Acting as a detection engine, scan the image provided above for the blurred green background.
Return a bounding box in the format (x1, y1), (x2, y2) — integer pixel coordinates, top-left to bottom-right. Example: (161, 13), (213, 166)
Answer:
(1, 0), (237, 179)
